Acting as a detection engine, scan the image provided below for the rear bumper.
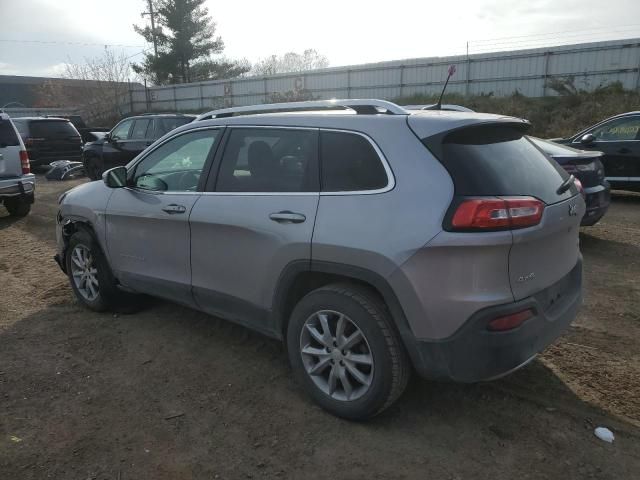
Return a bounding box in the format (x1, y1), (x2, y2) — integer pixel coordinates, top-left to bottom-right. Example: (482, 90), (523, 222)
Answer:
(581, 182), (610, 226)
(406, 257), (582, 382)
(0, 174), (36, 200)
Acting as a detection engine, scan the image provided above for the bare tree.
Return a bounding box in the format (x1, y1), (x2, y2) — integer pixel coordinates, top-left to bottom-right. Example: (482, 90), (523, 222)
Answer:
(61, 48), (134, 124)
(252, 49), (329, 76)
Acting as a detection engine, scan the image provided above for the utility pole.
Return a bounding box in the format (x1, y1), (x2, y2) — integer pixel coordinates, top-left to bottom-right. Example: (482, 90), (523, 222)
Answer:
(142, 0), (158, 60)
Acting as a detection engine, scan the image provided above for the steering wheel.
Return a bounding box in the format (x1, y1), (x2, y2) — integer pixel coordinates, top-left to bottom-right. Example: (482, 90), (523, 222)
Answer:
(177, 171), (200, 191)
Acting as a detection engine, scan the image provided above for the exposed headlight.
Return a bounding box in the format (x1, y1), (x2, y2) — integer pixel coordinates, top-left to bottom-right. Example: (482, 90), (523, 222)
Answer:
(574, 163), (596, 172)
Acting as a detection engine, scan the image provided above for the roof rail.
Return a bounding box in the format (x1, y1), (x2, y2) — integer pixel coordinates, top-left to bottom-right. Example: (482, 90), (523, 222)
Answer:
(195, 99), (408, 121)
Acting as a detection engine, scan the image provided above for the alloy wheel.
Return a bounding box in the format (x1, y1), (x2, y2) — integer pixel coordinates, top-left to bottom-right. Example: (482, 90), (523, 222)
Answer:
(70, 244), (100, 302)
(299, 310), (374, 401)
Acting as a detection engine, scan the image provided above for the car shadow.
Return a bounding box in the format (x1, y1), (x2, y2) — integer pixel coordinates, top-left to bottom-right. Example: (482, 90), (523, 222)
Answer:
(2, 300), (639, 478)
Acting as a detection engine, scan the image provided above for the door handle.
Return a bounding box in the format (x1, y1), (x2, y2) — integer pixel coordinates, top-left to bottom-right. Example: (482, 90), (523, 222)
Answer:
(269, 211), (306, 223)
(162, 204), (186, 214)
(618, 147), (631, 154)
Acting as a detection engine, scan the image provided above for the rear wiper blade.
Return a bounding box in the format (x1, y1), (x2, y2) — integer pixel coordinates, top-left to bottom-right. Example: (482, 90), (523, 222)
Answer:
(556, 174), (575, 195)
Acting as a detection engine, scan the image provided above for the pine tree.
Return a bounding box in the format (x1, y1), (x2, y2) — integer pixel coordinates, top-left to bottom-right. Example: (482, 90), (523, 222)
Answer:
(133, 0), (248, 84)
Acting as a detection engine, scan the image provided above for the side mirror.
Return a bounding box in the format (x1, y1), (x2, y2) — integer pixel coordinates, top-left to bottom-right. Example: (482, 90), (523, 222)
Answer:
(580, 133), (595, 145)
(103, 166), (128, 188)
(103, 132), (111, 142)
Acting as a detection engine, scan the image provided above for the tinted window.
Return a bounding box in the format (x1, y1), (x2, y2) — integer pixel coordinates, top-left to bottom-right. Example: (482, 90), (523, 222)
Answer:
(154, 117), (193, 138)
(131, 119), (152, 140)
(320, 131), (388, 192)
(133, 129), (219, 192)
(111, 119), (133, 140)
(426, 126), (574, 205)
(589, 116), (640, 141)
(11, 119), (28, 137)
(0, 120), (20, 146)
(30, 120), (79, 138)
(216, 128), (318, 192)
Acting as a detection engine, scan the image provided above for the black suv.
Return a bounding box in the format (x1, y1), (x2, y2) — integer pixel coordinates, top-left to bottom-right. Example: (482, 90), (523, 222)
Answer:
(12, 117), (83, 167)
(553, 111), (640, 192)
(82, 114), (195, 180)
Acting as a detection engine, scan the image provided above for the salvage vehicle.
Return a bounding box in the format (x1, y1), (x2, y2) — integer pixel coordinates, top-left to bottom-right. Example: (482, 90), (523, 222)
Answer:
(529, 137), (610, 226)
(55, 100), (584, 420)
(82, 113), (195, 180)
(551, 111), (640, 192)
(11, 117), (83, 167)
(0, 113), (34, 217)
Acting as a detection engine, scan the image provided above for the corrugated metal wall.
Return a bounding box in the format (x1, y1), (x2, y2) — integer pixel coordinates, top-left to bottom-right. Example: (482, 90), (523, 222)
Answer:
(125, 38), (640, 114)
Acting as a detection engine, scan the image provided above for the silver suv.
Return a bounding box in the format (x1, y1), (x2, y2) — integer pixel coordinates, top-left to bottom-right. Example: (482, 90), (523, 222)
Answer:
(55, 100), (584, 419)
(0, 113), (35, 217)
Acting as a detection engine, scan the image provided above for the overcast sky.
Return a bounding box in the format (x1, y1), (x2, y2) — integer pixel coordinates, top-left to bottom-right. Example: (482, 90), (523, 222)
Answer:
(1, 0), (639, 77)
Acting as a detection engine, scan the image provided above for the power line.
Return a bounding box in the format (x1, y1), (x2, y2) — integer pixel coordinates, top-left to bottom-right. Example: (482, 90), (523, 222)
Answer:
(0, 38), (145, 48)
(469, 23), (640, 44)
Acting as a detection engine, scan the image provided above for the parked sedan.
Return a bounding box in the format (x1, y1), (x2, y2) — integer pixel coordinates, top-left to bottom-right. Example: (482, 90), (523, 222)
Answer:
(530, 137), (610, 226)
(551, 111), (640, 192)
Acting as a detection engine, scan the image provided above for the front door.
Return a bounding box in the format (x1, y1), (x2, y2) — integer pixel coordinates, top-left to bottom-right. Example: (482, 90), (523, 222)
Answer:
(578, 115), (640, 187)
(190, 127), (319, 334)
(105, 128), (222, 306)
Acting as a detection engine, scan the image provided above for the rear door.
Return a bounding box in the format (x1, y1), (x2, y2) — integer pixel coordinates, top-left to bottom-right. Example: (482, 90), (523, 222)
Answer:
(30, 119), (82, 163)
(0, 117), (23, 177)
(422, 123), (584, 300)
(189, 127), (319, 333)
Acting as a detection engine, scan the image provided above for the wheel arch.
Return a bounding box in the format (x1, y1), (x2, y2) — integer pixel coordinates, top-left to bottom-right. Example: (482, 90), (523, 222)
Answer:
(271, 261), (421, 366)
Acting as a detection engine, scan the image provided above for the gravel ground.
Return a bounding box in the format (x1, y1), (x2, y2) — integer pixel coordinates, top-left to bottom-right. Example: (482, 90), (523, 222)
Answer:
(1, 175), (639, 480)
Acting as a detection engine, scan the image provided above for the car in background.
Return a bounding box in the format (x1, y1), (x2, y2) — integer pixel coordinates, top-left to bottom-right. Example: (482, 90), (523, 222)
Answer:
(12, 117), (83, 168)
(551, 112), (640, 192)
(82, 113), (196, 180)
(0, 113), (35, 217)
(59, 115), (110, 143)
(530, 137), (610, 226)
(403, 104), (475, 112)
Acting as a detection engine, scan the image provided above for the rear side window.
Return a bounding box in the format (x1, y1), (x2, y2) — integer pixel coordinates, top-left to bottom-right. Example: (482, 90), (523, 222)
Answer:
(425, 126), (574, 205)
(0, 120), (20, 146)
(216, 128), (318, 193)
(131, 119), (152, 140)
(30, 120), (80, 139)
(320, 131), (388, 192)
(154, 117), (193, 138)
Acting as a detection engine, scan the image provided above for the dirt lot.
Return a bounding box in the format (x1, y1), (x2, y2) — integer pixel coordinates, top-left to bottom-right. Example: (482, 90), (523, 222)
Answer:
(1, 175), (639, 480)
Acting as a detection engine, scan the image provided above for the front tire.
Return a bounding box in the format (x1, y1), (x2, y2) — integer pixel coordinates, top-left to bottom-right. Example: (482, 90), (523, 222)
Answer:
(287, 283), (410, 420)
(65, 229), (143, 313)
(84, 156), (103, 181)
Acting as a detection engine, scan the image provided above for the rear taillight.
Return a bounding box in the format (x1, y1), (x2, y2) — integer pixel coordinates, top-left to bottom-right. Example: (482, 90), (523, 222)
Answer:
(487, 309), (534, 331)
(451, 197), (544, 231)
(20, 150), (31, 174)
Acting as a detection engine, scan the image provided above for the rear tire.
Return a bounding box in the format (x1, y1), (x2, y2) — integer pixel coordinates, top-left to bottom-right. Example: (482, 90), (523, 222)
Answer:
(65, 229), (144, 313)
(4, 197), (32, 217)
(287, 283), (410, 420)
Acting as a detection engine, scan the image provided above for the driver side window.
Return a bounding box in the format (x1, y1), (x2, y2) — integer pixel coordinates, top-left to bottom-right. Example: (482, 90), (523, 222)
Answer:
(133, 129), (220, 192)
(589, 116), (640, 141)
(111, 119), (134, 141)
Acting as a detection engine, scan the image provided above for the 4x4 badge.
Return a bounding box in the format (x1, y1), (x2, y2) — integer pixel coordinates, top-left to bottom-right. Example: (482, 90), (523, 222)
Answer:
(568, 204), (578, 216)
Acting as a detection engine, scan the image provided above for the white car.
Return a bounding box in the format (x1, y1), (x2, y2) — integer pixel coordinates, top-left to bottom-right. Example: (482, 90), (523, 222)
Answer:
(0, 113), (35, 217)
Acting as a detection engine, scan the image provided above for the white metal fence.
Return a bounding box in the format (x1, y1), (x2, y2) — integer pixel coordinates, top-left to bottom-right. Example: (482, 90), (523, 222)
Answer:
(123, 38), (639, 115)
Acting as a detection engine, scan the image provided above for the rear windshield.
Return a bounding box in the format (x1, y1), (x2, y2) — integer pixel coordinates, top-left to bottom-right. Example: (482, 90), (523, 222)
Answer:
(424, 125), (575, 205)
(0, 120), (20, 146)
(29, 120), (80, 139)
(155, 117), (193, 137)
